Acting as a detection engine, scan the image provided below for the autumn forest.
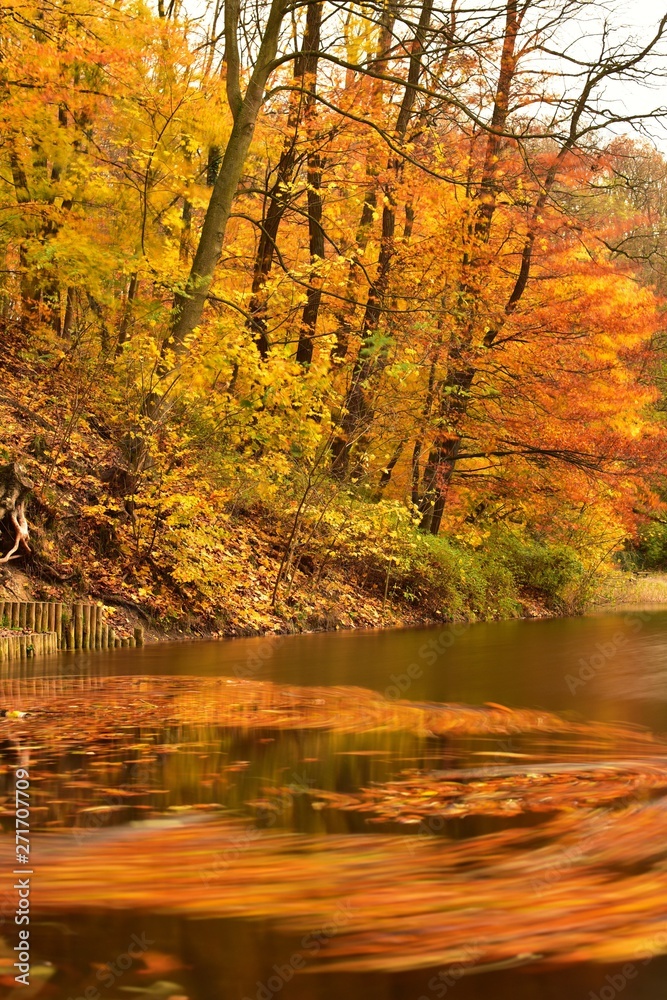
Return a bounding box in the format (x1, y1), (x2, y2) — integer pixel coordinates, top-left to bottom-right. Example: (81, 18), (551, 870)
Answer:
(6, 4), (667, 997)
(3, 0), (667, 628)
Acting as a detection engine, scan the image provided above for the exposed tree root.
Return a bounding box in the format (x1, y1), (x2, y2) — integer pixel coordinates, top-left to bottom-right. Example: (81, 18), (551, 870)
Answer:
(0, 462), (33, 563)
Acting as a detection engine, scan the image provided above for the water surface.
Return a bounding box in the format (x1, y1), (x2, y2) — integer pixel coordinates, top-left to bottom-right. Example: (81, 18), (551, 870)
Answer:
(3, 607), (667, 1000)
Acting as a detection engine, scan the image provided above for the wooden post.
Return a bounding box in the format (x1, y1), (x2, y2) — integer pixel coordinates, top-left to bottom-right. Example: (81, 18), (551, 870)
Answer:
(34, 603), (42, 632)
(133, 626), (144, 646)
(55, 604), (63, 649)
(114, 637), (121, 648)
(94, 605), (102, 649)
(73, 603), (83, 650)
(18, 603), (26, 628)
(10, 602), (19, 628)
(81, 604), (90, 649)
(121, 637), (129, 648)
(65, 622), (74, 650)
(0, 600), (5, 625)
(26, 602), (35, 631)
(48, 603), (56, 633)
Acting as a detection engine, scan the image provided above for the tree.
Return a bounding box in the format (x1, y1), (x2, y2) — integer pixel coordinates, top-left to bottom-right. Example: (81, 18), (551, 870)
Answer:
(166, 0), (290, 357)
(413, 2), (667, 533)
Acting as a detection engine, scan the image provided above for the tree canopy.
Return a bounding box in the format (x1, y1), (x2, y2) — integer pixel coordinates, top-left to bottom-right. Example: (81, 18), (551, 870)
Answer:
(2, 0), (667, 621)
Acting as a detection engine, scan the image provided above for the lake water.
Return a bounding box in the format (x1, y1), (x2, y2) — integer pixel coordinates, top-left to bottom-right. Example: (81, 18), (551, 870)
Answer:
(3, 607), (667, 1000)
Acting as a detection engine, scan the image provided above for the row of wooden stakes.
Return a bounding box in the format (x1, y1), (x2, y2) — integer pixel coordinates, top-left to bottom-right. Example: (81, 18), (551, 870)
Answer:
(0, 632), (59, 661)
(0, 599), (144, 659)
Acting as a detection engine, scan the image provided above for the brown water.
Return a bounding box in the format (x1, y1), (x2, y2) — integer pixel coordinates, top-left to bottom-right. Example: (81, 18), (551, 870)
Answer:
(72, 607), (667, 726)
(3, 607), (667, 1000)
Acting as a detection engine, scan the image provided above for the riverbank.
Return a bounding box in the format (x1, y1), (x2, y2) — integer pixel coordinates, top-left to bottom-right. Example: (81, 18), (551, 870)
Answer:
(0, 347), (629, 643)
(0, 558), (512, 643)
(593, 571), (667, 607)
(0, 477), (643, 644)
(0, 581), (434, 644)
(0, 525), (585, 645)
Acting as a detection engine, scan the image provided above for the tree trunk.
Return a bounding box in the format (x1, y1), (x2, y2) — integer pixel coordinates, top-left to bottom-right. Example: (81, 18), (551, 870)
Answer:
(332, 0), (433, 478)
(296, 145), (324, 365)
(246, 0), (323, 359)
(117, 272), (139, 354)
(331, 186), (378, 363)
(9, 148), (39, 319)
(417, 0), (523, 531)
(166, 0), (288, 359)
(295, 2), (325, 365)
(331, 197), (397, 478)
(60, 286), (76, 339)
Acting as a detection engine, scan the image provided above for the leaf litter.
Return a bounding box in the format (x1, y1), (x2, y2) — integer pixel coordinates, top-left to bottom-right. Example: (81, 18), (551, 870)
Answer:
(0, 674), (666, 974)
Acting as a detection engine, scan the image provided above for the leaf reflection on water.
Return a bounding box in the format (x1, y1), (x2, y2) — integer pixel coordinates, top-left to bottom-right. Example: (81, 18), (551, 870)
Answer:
(0, 673), (666, 976)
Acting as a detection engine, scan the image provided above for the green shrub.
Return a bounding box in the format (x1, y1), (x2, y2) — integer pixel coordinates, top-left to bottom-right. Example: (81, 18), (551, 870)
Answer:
(266, 481), (589, 622)
(388, 533), (520, 621)
(629, 522), (667, 570)
(491, 530), (585, 612)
